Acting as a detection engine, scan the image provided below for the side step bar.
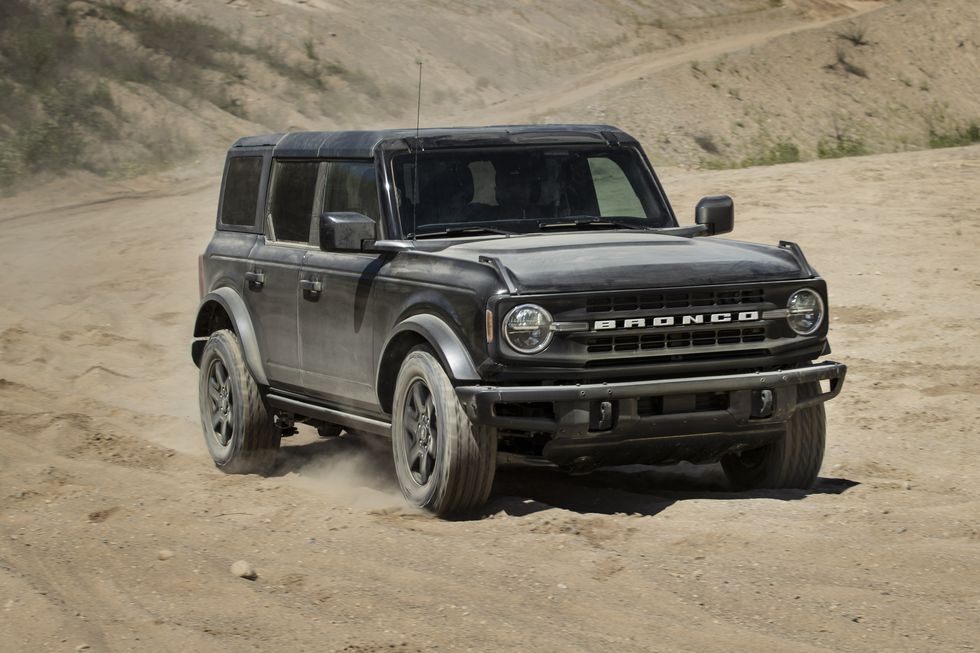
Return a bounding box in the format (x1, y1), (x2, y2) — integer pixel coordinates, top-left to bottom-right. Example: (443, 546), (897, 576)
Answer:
(266, 393), (391, 437)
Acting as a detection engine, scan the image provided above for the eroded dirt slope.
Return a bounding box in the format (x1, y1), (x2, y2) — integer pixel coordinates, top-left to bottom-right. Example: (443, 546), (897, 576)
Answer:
(481, 0), (980, 165)
(10, 0), (978, 189)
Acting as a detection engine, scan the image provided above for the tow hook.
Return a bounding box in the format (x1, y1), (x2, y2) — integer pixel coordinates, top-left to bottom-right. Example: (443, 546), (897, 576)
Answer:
(564, 456), (598, 476)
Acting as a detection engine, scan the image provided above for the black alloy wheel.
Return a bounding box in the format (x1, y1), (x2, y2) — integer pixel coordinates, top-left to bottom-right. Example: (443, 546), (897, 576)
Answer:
(402, 379), (439, 486)
(390, 348), (496, 515)
(197, 329), (280, 474)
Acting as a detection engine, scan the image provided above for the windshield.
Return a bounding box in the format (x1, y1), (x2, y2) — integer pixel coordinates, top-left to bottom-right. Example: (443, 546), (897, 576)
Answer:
(391, 146), (672, 237)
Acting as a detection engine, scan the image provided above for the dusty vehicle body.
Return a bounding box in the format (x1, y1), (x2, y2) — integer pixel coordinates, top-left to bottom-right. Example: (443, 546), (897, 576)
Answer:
(192, 124), (846, 514)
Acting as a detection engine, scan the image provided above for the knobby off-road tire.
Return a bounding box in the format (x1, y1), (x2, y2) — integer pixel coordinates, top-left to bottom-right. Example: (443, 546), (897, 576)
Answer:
(391, 348), (496, 516)
(198, 329), (280, 474)
(721, 382), (826, 490)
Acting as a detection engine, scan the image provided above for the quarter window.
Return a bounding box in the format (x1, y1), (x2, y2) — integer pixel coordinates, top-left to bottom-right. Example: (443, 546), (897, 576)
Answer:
(219, 156), (262, 227)
(267, 160), (319, 243)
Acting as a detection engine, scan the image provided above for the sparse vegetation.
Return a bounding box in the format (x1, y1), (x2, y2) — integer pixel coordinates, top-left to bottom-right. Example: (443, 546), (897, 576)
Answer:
(825, 47), (869, 78)
(928, 122), (980, 149)
(836, 25), (870, 47)
(693, 134), (720, 155)
(817, 118), (866, 159)
(304, 36), (318, 61)
(742, 140), (801, 166)
(0, 0), (110, 189)
(701, 138), (801, 169)
(0, 0), (365, 191)
(817, 136), (866, 159)
(923, 104), (980, 150)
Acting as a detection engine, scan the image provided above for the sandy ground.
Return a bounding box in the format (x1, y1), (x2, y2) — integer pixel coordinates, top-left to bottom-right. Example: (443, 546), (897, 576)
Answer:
(1, 135), (979, 651)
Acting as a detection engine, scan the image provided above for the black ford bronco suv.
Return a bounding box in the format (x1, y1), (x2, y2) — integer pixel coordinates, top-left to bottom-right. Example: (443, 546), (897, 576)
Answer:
(192, 124), (846, 515)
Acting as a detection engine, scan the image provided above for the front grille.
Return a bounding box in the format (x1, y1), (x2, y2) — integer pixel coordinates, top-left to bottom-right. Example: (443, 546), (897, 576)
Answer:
(586, 327), (767, 353)
(586, 288), (764, 313)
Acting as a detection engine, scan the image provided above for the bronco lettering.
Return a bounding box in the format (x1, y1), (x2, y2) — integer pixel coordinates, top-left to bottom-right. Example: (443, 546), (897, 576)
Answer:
(593, 311), (760, 330)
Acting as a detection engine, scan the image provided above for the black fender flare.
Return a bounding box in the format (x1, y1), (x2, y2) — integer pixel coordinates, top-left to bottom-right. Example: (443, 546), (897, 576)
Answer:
(377, 314), (481, 409)
(192, 287), (269, 386)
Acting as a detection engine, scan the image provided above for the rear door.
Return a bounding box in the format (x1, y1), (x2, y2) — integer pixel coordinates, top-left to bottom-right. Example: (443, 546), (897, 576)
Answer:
(210, 151), (266, 302)
(245, 159), (319, 391)
(298, 160), (384, 411)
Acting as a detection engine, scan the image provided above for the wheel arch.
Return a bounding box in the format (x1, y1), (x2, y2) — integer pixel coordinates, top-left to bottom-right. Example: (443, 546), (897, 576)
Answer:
(376, 314), (481, 414)
(191, 287), (269, 386)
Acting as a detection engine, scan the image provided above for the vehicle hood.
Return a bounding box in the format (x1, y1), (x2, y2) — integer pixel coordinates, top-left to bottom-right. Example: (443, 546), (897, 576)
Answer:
(428, 232), (808, 293)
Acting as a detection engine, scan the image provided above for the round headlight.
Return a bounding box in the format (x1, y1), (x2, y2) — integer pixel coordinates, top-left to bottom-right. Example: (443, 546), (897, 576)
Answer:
(786, 289), (825, 335)
(503, 304), (554, 353)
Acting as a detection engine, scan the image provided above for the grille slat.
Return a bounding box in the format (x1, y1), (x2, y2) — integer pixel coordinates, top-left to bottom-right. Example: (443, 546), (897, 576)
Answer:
(586, 327), (766, 354)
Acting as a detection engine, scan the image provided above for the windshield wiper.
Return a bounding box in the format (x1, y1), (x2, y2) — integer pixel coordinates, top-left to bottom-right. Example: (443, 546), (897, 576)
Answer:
(410, 225), (514, 239)
(538, 216), (652, 231)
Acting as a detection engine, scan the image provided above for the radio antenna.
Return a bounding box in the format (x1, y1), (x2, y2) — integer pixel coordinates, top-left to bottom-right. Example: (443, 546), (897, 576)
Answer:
(412, 59), (423, 242)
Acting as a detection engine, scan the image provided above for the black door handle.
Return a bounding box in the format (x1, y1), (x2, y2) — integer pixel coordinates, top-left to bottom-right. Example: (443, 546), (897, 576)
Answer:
(299, 278), (322, 294)
(245, 271), (265, 288)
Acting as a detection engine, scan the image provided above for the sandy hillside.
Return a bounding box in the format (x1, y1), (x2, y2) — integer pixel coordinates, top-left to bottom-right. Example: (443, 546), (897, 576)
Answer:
(470, 0), (980, 165)
(3, 0), (937, 191)
(1, 0), (804, 186)
(2, 1), (980, 652)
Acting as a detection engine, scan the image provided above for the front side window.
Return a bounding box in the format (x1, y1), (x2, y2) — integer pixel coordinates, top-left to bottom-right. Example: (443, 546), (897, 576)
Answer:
(392, 146), (670, 237)
(267, 160), (319, 243)
(588, 157), (646, 218)
(322, 161), (381, 223)
(219, 156), (263, 227)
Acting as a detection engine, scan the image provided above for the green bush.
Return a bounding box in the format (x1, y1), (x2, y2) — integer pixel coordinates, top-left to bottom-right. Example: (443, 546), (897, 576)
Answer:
(928, 122), (980, 149)
(741, 140), (800, 167)
(817, 136), (866, 159)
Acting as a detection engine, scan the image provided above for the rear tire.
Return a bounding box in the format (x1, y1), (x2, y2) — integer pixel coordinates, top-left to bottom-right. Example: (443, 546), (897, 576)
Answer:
(198, 329), (280, 474)
(721, 382), (825, 490)
(390, 348), (496, 516)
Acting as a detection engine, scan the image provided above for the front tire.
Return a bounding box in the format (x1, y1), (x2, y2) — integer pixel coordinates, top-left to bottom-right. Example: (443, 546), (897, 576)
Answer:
(721, 382), (826, 490)
(198, 329), (280, 474)
(390, 349), (496, 516)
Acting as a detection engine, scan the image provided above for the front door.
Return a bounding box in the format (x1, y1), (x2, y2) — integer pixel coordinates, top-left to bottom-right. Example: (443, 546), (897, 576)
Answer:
(298, 160), (384, 411)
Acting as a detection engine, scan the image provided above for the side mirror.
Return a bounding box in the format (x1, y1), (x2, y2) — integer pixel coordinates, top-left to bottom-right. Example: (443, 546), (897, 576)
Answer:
(695, 195), (734, 236)
(319, 212), (376, 251)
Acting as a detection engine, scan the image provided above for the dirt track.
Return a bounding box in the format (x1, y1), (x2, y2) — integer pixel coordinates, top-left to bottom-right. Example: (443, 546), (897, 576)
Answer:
(1, 143), (979, 652)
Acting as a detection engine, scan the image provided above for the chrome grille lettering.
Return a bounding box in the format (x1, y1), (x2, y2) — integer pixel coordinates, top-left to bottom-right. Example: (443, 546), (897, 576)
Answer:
(592, 311), (760, 331)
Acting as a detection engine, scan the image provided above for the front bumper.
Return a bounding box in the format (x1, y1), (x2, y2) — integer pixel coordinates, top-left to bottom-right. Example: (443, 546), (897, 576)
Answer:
(456, 361), (846, 467)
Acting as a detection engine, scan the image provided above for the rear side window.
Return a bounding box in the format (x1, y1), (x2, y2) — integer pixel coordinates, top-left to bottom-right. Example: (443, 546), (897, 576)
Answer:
(220, 156), (263, 227)
(322, 161), (381, 222)
(268, 160), (319, 243)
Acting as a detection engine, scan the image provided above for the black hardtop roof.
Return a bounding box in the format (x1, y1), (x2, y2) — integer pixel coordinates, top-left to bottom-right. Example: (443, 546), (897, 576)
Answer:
(231, 124), (637, 158)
